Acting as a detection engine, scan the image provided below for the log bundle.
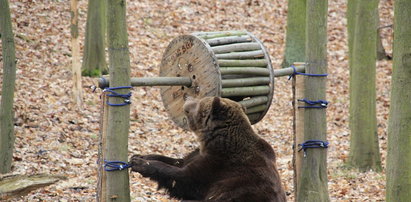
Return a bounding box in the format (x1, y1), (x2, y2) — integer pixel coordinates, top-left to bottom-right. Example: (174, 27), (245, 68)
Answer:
(160, 31), (274, 129)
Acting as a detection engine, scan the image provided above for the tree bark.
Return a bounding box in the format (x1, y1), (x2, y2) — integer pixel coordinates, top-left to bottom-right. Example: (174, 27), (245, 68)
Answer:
(0, 0), (17, 174)
(282, 0), (306, 68)
(386, 0), (411, 201)
(102, 0), (131, 201)
(348, 0), (382, 172)
(82, 0), (107, 77)
(70, 0), (83, 109)
(296, 0), (330, 201)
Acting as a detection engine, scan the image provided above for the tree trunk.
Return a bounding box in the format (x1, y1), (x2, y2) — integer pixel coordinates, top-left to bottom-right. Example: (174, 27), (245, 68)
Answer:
(296, 1), (329, 201)
(282, 0), (306, 68)
(103, 0), (131, 201)
(347, 0), (357, 69)
(70, 0), (83, 109)
(348, 0), (382, 172)
(347, 0), (357, 127)
(386, 0), (411, 201)
(0, 0), (17, 174)
(82, 0), (107, 77)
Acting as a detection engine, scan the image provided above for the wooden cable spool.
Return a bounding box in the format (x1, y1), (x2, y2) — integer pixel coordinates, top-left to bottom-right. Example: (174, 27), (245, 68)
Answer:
(98, 31), (306, 130)
(160, 31), (274, 129)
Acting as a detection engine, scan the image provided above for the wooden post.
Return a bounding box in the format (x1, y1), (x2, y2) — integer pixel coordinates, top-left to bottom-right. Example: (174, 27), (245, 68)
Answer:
(70, 0), (83, 109)
(292, 64), (305, 200)
(97, 92), (109, 201)
(296, 0), (330, 201)
(101, 0), (131, 201)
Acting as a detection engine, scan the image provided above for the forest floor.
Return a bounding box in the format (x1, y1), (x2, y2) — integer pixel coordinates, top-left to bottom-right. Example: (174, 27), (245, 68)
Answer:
(1, 0), (393, 201)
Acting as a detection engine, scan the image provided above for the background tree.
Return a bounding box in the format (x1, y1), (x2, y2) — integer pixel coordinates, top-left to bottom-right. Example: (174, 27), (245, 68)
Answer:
(100, 0), (131, 200)
(71, 0), (83, 108)
(282, 0), (306, 68)
(296, 0), (330, 201)
(347, 0), (382, 172)
(386, 0), (411, 200)
(0, 0), (17, 174)
(82, 0), (107, 77)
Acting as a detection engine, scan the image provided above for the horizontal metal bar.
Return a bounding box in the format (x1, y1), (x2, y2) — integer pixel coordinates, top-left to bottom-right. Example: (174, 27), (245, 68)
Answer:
(273, 65), (305, 77)
(98, 77), (192, 89)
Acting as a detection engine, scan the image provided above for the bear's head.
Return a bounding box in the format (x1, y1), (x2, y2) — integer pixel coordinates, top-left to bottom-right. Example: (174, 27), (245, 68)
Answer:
(183, 96), (249, 132)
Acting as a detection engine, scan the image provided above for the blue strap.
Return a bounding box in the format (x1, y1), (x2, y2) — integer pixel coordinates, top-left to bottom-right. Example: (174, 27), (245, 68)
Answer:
(288, 65), (328, 80)
(298, 140), (329, 157)
(104, 160), (131, 171)
(103, 86), (132, 106)
(298, 99), (329, 108)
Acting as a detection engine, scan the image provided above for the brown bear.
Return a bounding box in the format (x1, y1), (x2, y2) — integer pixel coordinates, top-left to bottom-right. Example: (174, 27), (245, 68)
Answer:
(129, 97), (286, 202)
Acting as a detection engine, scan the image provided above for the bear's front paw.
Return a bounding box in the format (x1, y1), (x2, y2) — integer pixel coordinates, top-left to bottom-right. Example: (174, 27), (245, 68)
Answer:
(129, 155), (153, 176)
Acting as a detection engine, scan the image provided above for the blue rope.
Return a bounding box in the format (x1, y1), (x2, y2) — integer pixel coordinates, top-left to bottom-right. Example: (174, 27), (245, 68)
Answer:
(298, 99), (329, 108)
(288, 65), (328, 80)
(298, 140), (329, 157)
(104, 160), (131, 171)
(103, 86), (132, 106)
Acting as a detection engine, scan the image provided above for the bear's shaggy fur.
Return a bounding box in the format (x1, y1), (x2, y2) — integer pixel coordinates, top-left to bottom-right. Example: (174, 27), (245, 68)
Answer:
(130, 97), (286, 201)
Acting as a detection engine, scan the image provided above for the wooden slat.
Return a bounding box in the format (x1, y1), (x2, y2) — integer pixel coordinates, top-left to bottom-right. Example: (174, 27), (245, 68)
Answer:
(206, 35), (252, 46)
(220, 67), (270, 76)
(246, 104), (267, 114)
(218, 59), (267, 67)
(212, 42), (261, 54)
(222, 77), (270, 88)
(221, 86), (270, 97)
(194, 30), (247, 39)
(238, 96), (269, 108)
(216, 50), (265, 59)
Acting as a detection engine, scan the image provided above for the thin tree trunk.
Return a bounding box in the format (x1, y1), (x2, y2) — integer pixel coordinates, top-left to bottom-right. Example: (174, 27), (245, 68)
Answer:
(0, 0), (17, 174)
(348, 0), (382, 172)
(71, 0), (83, 109)
(282, 0), (306, 68)
(103, 0), (131, 201)
(296, 1), (329, 201)
(386, 0), (411, 200)
(82, 0), (107, 77)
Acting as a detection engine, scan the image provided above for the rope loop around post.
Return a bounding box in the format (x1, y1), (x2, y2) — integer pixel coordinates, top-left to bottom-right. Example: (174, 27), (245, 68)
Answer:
(103, 160), (132, 171)
(297, 98), (329, 108)
(103, 86), (132, 106)
(288, 65), (328, 80)
(298, 140), (329, 157)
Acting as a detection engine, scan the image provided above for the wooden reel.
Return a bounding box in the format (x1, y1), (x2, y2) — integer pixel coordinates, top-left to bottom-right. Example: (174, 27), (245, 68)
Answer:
(159, 31), (274, 129)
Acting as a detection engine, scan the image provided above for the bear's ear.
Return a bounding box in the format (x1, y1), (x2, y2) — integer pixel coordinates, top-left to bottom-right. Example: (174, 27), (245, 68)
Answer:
(211, 97), (223, 115)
